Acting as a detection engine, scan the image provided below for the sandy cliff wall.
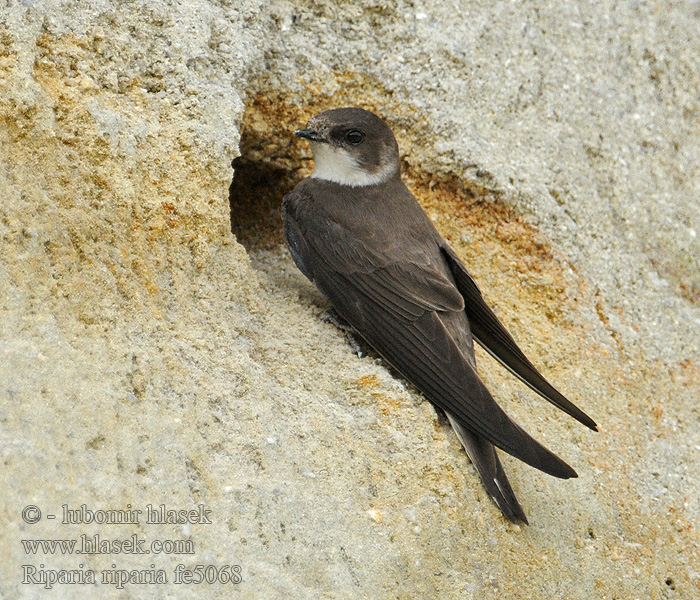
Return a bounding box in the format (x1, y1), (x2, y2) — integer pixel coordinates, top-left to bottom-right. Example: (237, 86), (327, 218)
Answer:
(1, 2), (698, 598)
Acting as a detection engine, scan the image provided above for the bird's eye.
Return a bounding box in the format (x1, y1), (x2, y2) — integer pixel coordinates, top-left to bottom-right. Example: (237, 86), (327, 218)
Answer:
(345, 130), (364, 145)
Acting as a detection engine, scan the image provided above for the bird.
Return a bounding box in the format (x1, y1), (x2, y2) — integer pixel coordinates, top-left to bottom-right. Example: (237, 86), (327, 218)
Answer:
(282, 107), (597, 523)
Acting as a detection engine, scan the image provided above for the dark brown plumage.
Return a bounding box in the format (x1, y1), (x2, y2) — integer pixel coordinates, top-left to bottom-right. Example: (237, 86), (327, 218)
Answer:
(283, 107), (596, 523)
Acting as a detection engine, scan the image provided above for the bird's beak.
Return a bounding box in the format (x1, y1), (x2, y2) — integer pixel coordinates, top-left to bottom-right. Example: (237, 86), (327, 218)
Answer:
(294, 128), (325, 143)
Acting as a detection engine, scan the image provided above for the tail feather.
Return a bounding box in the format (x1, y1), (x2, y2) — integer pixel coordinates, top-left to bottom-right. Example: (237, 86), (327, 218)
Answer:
(447, 413), (528, 524)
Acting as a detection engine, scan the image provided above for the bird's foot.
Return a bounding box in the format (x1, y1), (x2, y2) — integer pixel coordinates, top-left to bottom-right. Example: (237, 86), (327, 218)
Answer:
(321, 308), (365, 358)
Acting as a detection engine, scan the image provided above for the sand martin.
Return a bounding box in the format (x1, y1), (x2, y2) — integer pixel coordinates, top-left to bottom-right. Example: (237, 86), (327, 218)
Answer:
(283, 107), (597, 523)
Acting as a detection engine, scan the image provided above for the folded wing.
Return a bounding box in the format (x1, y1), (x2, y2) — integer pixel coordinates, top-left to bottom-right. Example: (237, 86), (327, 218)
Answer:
(440, 244), (598, 432)
(283, 191), (578, 478)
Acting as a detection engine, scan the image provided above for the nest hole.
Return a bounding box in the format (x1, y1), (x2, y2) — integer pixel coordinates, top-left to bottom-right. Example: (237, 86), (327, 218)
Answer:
(228, 99), (315, 253)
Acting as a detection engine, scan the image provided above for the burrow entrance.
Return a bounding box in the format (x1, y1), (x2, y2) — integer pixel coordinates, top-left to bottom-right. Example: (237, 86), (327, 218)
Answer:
(228, 98), (311, 253)
(227, 91), (569, 310)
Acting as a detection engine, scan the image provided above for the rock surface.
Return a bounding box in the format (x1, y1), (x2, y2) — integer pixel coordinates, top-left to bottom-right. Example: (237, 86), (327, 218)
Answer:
(1, 1), (698, 598)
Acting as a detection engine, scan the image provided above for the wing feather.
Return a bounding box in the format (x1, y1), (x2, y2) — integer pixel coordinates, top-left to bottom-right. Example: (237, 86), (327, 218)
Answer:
(440, 244), (597, 431)
(284, 185), (581, 479)
(308, 246), (577, 479)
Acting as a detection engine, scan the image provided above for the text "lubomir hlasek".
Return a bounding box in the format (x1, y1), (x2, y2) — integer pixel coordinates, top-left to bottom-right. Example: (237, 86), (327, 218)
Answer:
(61, 504), (212, 524)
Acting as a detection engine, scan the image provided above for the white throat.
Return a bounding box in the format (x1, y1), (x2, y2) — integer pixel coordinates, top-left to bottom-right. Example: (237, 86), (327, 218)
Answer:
(310, 143), (396, 187)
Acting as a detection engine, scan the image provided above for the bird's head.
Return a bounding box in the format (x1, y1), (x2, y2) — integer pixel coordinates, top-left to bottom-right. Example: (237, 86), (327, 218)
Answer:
(295, 107), (400, 187)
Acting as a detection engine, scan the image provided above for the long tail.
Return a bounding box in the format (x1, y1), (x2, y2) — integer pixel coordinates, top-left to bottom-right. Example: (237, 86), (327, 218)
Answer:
(447, 413), (528, 524)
